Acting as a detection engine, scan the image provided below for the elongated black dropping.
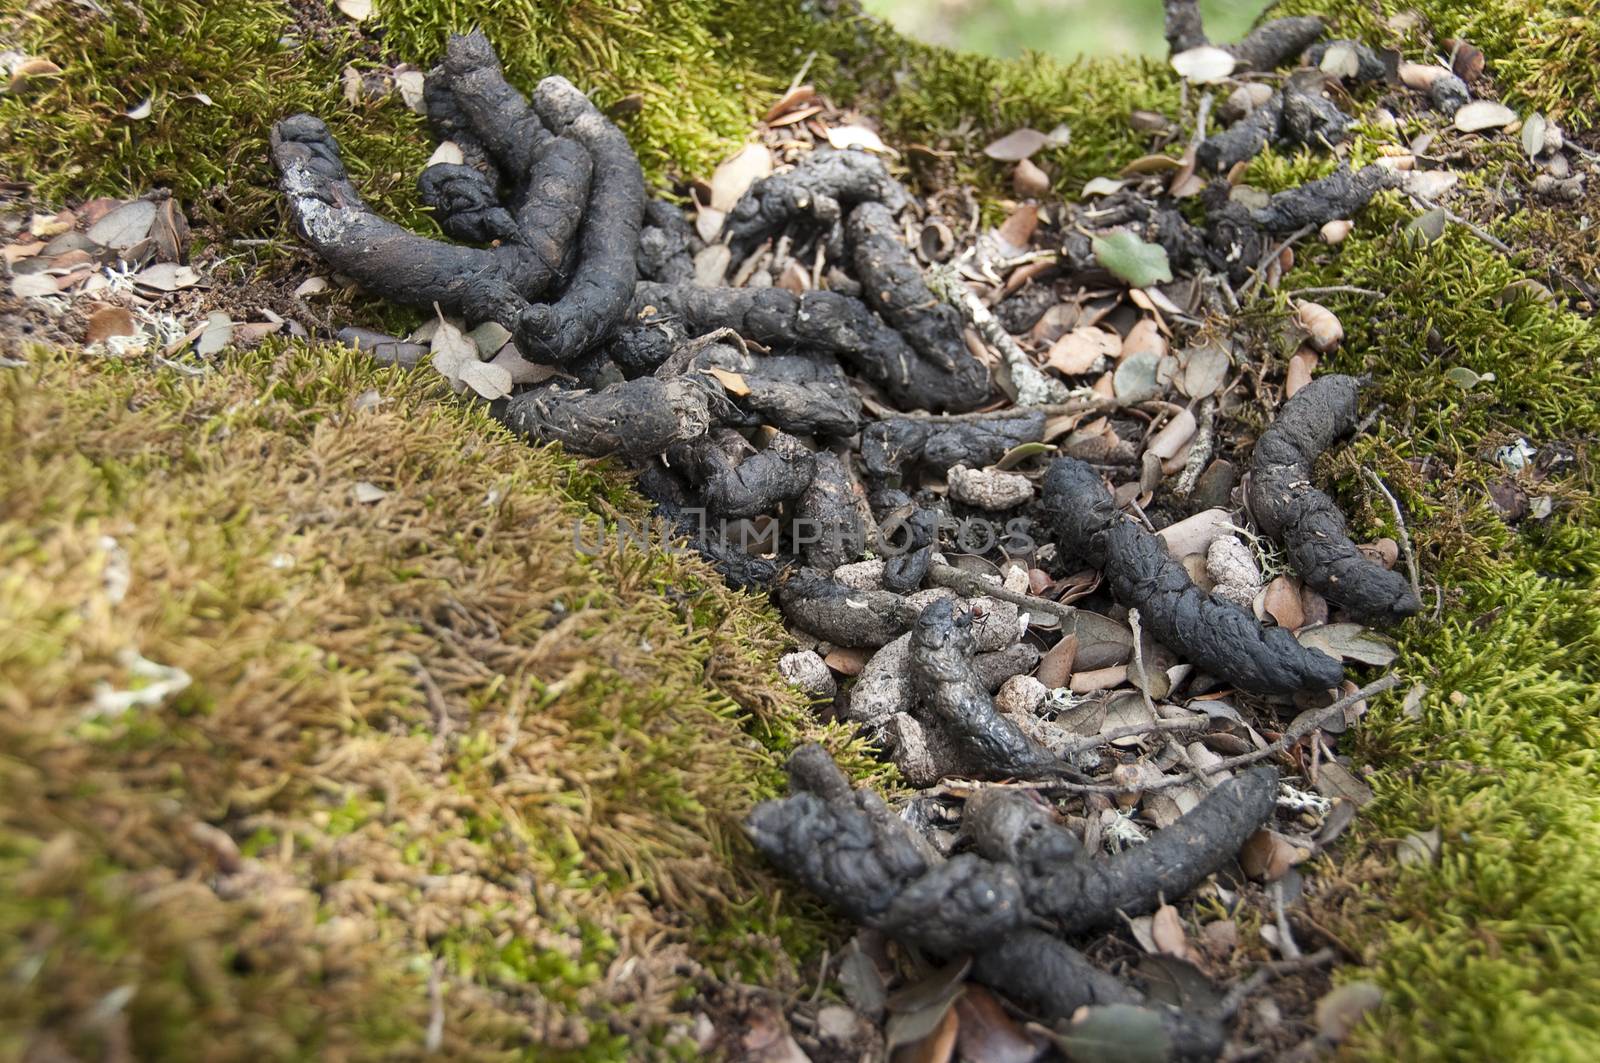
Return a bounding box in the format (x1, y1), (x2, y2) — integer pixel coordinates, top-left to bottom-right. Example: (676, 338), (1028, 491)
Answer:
(1248, 374), (1422, 624)
(964, 766), (1279, 933)
(1043, 457), (1344, 693)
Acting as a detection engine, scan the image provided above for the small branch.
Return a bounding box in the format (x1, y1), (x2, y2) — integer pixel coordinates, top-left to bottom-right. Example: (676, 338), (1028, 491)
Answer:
(1243, 225), (1315, 301)
(1175, 395), (1217, 497)
(1283, 285), (1385, 299)
(1409, 193), (1515, 255)
(1216, 948), (1336, 1019)
(1034, 673), (1403, 795)
(1362, 468), (1422, 601)
(927, 560), (1078, 630)
(1270, 879), (1302, 959)
(930, 261), (1071, 406)
(425, 956), (446, 1053)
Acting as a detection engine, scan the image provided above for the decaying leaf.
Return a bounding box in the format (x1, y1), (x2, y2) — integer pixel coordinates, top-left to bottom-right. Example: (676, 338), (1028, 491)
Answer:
(827, 125), (891, 153)
(707, 366), (752, 396)
(87, 199), (157, 251)
(1170, 46), (1236, 84)
(983, 128), (1050, 162)
(709, 143), (773, 212)
(1047, 327), (1119, 376)
(1397, 827), (1441, 868)
(1082, 176), (1126, 197)
(1093, 230), (1173, 288)
(1296, 622), (1399, 666)
(1453, 100), (1515, 133)
(1239, 829), (1307, 882)
(194, 312), (234, 358)
(336, 0), (373, 21)
(1315, 982), (1383, 1043)
(885, 959), (970, 1054)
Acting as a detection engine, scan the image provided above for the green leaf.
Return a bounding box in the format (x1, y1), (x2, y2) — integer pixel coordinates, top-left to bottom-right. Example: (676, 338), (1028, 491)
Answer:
(1443, 366), (1496, 390)
(995, 441), (1053, 470)
(1043, 1005), (1173, 1063)
(1093, 230), (1173, 288)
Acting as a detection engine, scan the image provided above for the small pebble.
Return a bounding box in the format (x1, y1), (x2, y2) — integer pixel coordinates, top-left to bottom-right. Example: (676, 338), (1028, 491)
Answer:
(778, 650), (836, 698)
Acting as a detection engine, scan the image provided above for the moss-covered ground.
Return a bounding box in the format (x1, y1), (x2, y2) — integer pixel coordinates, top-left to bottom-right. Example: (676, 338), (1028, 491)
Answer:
(2, 0), (1598, 1059)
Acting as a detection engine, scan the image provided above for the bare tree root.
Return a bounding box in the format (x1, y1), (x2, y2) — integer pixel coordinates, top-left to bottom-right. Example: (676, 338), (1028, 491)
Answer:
(1247, 375), (1423, 623)
(1043, 457), (1345, 693)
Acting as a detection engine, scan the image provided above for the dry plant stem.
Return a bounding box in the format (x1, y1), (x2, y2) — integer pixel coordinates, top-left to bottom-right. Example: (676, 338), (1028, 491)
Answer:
(927, 560), (1078, 629)
(1175, 396), (1217, 496)
(929, 263), (1071, 406)
(1216, 948), (1336, 1019)
(1362, 468), (1423, 600)
(1409, 193), (1515, 255)
(1059, 715), (1212, 756)
(1242, 225), (1315, 300)
(1031, 672), (1402, 795)
(1270, 880), (1303, 959)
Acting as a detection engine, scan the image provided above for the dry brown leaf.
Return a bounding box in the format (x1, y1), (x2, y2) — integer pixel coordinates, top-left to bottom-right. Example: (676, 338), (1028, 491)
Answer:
(1320, 219), (1353, 245)
(1285, 347), (1317, 397)
(1260, 575), (1306, 630)
(1454, 100), (1516, 133)
(1294, 300), (1343, 352)
(823, 646), (870, 676)
(827, 124), (891, 153)
(995, 204), (1038, 253)
(1398, 61), (1448, 90)
(764, 83), (816, 121)
(336, 0), (373, 21)
(953, 985), (1041, 1063)
(1012, 158), (1050, 198)
(85, 306), (140, 345)
(1151, 904), (1202, 965)
(1069, 664), (1127, 694)
(1036, 633), (1077, 689)
(1146, 408), (1196, 460)
(87, 199), (156, 251)
(706, 366), (752, 396)
(1046, 327), (1119, 375)
(1239, 829), (1307, 881)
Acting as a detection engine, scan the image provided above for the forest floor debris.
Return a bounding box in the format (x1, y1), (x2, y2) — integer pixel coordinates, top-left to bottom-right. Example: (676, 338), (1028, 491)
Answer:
(5, 0), (1600, 1058)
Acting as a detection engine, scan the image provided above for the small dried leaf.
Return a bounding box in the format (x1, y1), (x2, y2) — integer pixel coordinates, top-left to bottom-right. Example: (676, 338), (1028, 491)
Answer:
(352, 481), (388, 504)
(1170, 45), (1236, 84)
(1320, 219), (1353, 244)
(954, 986), (1041, 1063)
(826, 124), (891, 154)
(1112, 350), (1162, 404)
(983, 127), (1050, 161)
(194, 312), (234, 358)
(1036, 633), (1077, 690)
(1082, 176), (1125, 197)
(124, 97), (154, 120)
(1260, 576), (1305, 630)
(1398, 62), (1447, 90)
(459, 359), (514, 400)
(1146, 408), (1196, 461)
(132, 263), (201, 291)
(1315, 982), (1383, 1043)
(1294, 300), (1343, 353)
(1521, 112), (1547, 158)
(11, 273), (58, 298)
(706, 366), (752, 396)
(429, 317), (479, 386)
(395, 70), (427, 112)
(996, 204), (1039, 253)
(1093, 230), (1172, 288)
(995, 441), (1053, 470)
(1151, 905), (1201, 964)
(1180, 342), (1230, 398)
(293, 275), (331, 298)
(427, 140), (466, 167)
(1044, 1004), (1172, 1063)
(1047, 327), (1119, 375)
(336, 0), (373, 21)
(1454, 100), (1516, 133)
(708, 143), (772, 212)
(1013, 157), (1050, 198)
(1119, 154), (1182, 177)
(87, 200), (157, 251)
(1296, 622), (1399, 666)
(1285, 348), (1317, 398)
(85, 306), (140, 345)
(1239, 829), (1306, 881)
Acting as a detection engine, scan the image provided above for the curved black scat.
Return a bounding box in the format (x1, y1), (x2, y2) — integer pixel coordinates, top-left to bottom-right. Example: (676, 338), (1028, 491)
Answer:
(638, 199), (697, 284)
(498, 375), (711, 460)
(795, 452), (870, 574)
(271, 114), (531, 328)
(1043, 457), (1344, 693)
(1247, 374), (1422, 624)
(910, 598), (1065, 780)
(678, 430), (817, 520)
(417, 162), (521, 245)
(655, 337), (862, 438)
(433, 30), (553, 179)
(861, 411), (1047, 482)
(964, 766), (1279, 934)
(630, 282), (990, 412)
(725, 146), (911, 256)
(848, 200), (971, 374)
(1241, 163), (1399, 235)
(774, 568), (912, 648)
(745, 744), (1028, 955)
(1229, 16), (1325, 71)
(512, 75), (647, 364)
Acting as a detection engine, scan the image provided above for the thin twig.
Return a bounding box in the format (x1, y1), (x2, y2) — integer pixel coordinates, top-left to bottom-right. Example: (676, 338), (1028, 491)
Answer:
(1217, 948), (1336, 1019)
(425, 956), (446, 1053)
(930, 260), (1071, 406)
(1270, 880), (1303, 959)
(927, 560), (1077, 630)
(1243, 225), (1315, 300)
(1361, 468), (1421, 600)
(1175, 395), (1217, 497)
(1283, 285), (1385, 299)
(1408, 193), (1514, 254)
(1030, 672), (1404, 795)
